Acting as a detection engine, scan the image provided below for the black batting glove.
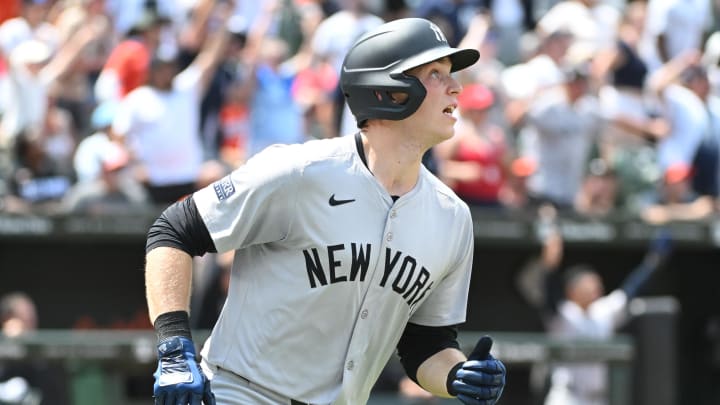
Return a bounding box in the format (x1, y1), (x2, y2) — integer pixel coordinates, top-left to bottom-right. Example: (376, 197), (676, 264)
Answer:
(448, 336), (506, 405)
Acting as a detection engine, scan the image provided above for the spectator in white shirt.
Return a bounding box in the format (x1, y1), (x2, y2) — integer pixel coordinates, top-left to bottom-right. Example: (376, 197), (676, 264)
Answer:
(112, 3), (231, 205)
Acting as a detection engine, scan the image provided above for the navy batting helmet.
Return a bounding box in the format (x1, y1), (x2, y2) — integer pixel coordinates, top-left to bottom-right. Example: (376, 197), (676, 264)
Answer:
(340, 18), (479, 125)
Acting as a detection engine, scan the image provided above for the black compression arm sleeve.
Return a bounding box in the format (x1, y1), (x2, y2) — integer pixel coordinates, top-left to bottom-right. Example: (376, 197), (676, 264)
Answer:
(146, 195), (217, 256)
(396, 323), (460, 384)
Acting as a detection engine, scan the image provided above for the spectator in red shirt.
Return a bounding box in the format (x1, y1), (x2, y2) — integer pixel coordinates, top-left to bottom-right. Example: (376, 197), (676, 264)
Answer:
(94, 8), (169, 102)
(434, 83), (513, 207)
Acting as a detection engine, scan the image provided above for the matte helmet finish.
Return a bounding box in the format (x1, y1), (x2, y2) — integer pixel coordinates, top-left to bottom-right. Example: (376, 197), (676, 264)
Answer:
(340, 18), (480, 124)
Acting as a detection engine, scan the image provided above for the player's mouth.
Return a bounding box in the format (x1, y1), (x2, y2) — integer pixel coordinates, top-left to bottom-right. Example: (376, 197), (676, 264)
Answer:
(443, 104), (457, 118)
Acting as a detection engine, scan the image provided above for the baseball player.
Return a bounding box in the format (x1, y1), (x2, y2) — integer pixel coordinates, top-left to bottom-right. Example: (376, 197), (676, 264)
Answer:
(517, 206), (672, 405)
(145, 18), (506, 405)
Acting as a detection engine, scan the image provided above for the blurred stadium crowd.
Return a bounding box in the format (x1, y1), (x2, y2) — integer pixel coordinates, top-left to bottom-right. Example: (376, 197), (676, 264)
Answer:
(1, 1), (717, 403)
(1, 0), (720, 224)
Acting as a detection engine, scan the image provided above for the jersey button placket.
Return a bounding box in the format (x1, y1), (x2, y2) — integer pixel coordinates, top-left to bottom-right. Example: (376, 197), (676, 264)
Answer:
(342, 203), (394, 381)
(386, 208), (397, 242)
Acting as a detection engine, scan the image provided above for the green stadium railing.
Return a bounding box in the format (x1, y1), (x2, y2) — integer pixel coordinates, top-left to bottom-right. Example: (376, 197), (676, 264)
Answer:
(0, 330), (634, 405)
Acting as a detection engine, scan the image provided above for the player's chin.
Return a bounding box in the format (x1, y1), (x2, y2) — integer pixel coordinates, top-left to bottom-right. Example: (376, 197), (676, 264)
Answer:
(438, 124), (456, 141)
(430, 130), (455, 146)
(444, 114), (458, 132)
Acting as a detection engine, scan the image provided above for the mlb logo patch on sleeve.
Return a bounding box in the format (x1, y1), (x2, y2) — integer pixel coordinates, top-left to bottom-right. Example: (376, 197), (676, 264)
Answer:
(213, 177), (236, 201)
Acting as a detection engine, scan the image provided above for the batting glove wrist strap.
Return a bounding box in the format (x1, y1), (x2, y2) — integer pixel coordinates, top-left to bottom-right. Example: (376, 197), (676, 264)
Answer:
(154, 311), (192, 342)
(153, 336), (215, 405)
(449, 336), (506, 405)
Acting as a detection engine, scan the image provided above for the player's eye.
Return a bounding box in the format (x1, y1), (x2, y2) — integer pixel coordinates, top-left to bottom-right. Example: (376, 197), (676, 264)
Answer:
(428, 69), (453, 83)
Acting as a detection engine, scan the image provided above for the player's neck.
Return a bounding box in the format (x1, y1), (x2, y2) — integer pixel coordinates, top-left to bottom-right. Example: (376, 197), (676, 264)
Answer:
(360, 130), (425, 197)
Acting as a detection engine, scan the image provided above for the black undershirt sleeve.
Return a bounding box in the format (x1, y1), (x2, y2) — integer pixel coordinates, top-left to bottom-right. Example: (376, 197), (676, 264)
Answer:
(146, 195), (217, 256)
(396, 322), (461, 384)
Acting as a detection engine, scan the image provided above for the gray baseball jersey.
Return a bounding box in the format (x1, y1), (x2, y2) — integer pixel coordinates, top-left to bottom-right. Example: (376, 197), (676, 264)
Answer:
(193, 135), (475, 404)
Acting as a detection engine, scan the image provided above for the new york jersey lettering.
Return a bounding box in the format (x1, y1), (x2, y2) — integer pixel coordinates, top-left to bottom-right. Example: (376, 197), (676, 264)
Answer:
(303, 244), (434, 306)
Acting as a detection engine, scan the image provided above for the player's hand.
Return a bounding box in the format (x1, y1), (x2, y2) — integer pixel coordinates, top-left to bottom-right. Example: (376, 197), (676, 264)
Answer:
(449, 336), (506, 405)
(153, 336), (215, 405)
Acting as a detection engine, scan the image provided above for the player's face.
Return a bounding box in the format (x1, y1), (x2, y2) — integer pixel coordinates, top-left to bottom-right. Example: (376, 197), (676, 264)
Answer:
(406, 58), (461, 144)
(570, 273), (604, 310)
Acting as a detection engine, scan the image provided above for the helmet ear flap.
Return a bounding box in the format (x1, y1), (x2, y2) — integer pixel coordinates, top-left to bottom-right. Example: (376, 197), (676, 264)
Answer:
(375, 90), (410, 105)
(344, 73), (426, 124)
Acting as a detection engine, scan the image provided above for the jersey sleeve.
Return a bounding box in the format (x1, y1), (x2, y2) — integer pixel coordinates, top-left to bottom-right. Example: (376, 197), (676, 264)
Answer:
(192, 144), (300, 253)
(589, 289), (629, 330)
(409, 203), (474, 327)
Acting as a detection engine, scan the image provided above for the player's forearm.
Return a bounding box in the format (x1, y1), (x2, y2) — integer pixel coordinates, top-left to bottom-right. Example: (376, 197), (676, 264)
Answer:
(145, 247), (194, 323)
(416, 347), (467, 398)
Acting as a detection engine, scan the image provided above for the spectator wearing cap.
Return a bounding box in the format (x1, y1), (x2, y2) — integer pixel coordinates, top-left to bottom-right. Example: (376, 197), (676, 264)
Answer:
(651, 61), (720, 198)
(642, 52), (720, 223)
(640, 61), (720, 223)
(61, 140), (150, 214)
(502, 29), (573, 128)
(512, 62), (605, 209)
(434, 83), (513, 207)
(73, 100), (125, 183)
